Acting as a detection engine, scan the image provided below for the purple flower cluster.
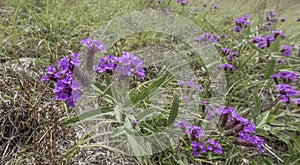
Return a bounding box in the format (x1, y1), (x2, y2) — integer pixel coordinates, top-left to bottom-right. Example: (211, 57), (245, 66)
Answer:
(176, 0), (189, 6)
(217, 106), (264, 153)
(250, 35), (275, 49)
(272, 30), (286, 39)
(116, 52), (145, 80)
(260, 10), (278, 31)
(233, 14), (251, 32)
(41, 53), (81, 107)
(95, 54), (117, 73)
(280, 45), (293, 57)
(95, 52), (145, 80)
(294, 98), (300, 105)
(217, 63), (236, 71)
(81, 38), (106, 53)
(265, 10), (277, 22)
(276, 84), (296, 103)
(270, 71), (298, 83)
(81, 38), (106, 72)
(174, 118), (222, 156)
(191, 139), (222, 157)
(221, 48), (238, 62)
(195, 32), (218, 43)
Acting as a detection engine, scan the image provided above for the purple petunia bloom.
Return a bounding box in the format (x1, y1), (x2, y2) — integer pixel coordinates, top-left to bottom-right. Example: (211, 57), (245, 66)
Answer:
(280, 45), (293, 57)
(217, 64), (236, 71)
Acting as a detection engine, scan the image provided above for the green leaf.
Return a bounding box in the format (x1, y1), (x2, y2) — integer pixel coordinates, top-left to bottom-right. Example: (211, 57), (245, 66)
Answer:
(114, 105), (122, 123)
(136, 108), (159, 121)
(168, 94), (179, 126)
(104, 73), (113, 96)
(256, 111), (270, 128)
(126, 73), (172, 107)
(62, 106), (114, 126)
(270, 37), (281, 52)
(264, 58), (276, 79)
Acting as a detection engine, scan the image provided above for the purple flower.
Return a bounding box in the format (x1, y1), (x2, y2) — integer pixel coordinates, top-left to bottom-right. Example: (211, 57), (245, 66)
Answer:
(221, 48), (232, 56)
(217, 64), (236, 71)
(250, 35), (274, 49)
(178, 81), (185, 86)
(132, 119), (137, 127)
(196, 32), (218, 43)
(81, 38), (106, 53)
(203, 4), (208, 8)
(270, 71), (298, 82)
(163, 8), (169, 14)
(280, 17), (287, 22)
(213, 5), (219, 10)
(157, 0), (161, 3)
(293, 98), (300, 105)
(186, 80), (195, 87)
(272, 30), (286, 39)
(176, 0), (189, 6)
(182, 96), (189, 103)
(95, 54), (118, 73)
(115, 51), (145, 80)
(265, 10), (277, 22)
(233, 14), (251, 32)
(233, 26), (242, 32)
(296, 17), (300, 22)
(280, 45), (293, 57)
(42, 54), (81, 107)
(276, 84), (296, 102)
(174, 118), (190, 130)
(186, 125), (204, 139)
(277, 59), (285, 63)
(71, 53), (81, 66)
(219, 34), (227, 38)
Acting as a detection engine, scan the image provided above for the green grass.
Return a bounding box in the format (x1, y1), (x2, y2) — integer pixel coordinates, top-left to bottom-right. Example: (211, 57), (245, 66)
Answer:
(1, 0), (300, 164)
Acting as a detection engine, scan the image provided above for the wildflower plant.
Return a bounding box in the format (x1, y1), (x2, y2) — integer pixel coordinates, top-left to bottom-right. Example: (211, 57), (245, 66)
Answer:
(37, 1), (300, 164)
